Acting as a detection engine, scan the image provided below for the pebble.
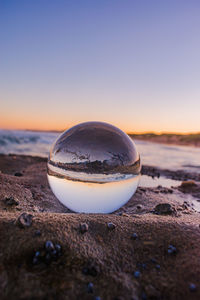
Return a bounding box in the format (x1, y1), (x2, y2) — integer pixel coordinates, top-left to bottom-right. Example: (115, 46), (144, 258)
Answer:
(131, 233), (138, 240)
(181, 180), (197, 188)
(32, 257), (39, 265)
(34, 229), (41, 237)
(4, 196), (19, 206)
(168, 244), (177, 255)
(32, 241), (62, 266)
(137, 204), (142, 209)
(136, 262), (146, 270)
(107, 222), (116, 230)
(134, 271), (140, 278)
(154, 203), (174, 215)
(80, 223), (89, 234)
(14, 172), (23, 177)
(87, 282), (94, 293)
(45, 240), (55, 252)
(155, 264), (160, 270)
(55, 244), (61, 252)
(189, 283), (197, 292)
(17, 213), (33, 228)
(82, 263), (99, 277)
(35, 251), (40, 258)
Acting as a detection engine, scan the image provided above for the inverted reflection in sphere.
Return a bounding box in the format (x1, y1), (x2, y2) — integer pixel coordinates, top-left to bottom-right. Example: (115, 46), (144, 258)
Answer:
(47, 122), (141, 213)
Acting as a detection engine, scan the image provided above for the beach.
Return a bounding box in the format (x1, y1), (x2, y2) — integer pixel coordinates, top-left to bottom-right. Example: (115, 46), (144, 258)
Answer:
(0, 154), (200, 299)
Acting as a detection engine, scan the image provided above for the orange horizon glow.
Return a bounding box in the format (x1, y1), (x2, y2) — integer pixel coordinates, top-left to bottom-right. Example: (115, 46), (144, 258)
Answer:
(1, 118), (200, 135)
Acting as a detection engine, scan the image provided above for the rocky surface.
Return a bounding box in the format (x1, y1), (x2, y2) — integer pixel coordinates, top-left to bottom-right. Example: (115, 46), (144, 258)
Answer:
(0, 154), (200, 300)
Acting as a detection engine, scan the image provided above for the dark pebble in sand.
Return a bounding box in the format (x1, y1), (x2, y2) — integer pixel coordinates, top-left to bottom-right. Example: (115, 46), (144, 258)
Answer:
(55, 244), (62, 253)
(155, 264), (160, 270)
(35, 251), (41, 258)
(154, 203), (174, 215)
(32, 241), (62, 266)
(107, 222), (116, 230)
(45, 240), (55, 252)
(134, 271), (140, 278)
(4, 196), (19, 206)
(32, 257), (39, 265)
(137, 204), (142, 209)
(80, 223), (89, 234)
(34, 229), (41, 237)
(168, 244), (177, 255)
(87, 282), (94, 293)
(17, 213), (33, 228)
(14, 172), (23, 177)
(82, 263), (99, 277)
(131, 233), (138, 240)
(189, 283), (197, 292)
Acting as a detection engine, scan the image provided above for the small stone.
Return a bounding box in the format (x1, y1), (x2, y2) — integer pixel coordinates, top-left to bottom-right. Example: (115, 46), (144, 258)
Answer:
(155, 264), (160, 270)
(32, 257), (39, 265)
(80, 223), (89, 234)
(55, 244), (62, 253)
(34, 230), (41, 237)
(45, 240), (55, 252)
(154, 203), (174, 215)
(134, 271), (140, 278)
(131, 233), (138, 240)
(142, 263), (147, 269)
(35, 251), (41, 258)
(14, 172), (23, 177)
(82, 263), (99, 277)
(4, 196), (19, 206)
(189, 283), (197, 292)
(87, 282), (94, 293)
(181, 180), (197, 188)
(137, 204), (142, 209)
(168, 244), (177, 255)
(107, 222), (116, 230)
(17, 213), (33, 228)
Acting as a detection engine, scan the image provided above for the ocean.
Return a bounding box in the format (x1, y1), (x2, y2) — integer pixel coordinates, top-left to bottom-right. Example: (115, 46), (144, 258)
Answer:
(0, 129), (200, 174)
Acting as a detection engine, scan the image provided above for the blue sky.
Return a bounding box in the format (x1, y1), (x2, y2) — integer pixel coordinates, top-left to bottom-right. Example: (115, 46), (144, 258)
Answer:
(1, 0), (200, 132)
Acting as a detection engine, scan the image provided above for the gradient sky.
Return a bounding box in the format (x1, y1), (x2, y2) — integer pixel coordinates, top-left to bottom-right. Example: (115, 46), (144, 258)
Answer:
(1, 0), (200, 133)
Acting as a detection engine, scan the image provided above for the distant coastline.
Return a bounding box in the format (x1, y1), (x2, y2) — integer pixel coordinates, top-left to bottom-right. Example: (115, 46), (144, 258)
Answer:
(1, 128), (200, 148)
(129, 133), (200, 147)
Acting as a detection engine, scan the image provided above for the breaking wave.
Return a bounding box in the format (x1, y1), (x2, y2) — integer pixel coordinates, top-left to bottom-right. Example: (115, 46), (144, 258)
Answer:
(0, 130), (59, 157)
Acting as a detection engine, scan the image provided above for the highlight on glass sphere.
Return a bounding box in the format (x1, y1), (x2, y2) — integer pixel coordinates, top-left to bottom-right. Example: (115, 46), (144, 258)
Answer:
(47, 121), (141, 213)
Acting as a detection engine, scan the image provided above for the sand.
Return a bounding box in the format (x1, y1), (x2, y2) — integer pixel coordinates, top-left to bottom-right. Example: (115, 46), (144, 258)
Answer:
(0, 154), (200, 300)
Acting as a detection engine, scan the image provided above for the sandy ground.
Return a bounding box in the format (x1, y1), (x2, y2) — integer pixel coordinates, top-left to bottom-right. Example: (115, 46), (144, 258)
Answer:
(0, 154), (200, 300)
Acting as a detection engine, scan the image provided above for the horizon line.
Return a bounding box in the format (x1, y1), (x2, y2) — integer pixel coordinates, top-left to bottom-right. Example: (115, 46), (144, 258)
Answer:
(1, 127), (200, 136)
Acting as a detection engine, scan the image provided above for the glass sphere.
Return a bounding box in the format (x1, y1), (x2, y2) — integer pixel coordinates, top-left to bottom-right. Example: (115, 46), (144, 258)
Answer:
(47, 121), (141, 213)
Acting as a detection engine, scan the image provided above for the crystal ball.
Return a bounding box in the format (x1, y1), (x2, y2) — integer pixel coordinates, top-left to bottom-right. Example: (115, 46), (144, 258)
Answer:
(47, 121), (141, 213)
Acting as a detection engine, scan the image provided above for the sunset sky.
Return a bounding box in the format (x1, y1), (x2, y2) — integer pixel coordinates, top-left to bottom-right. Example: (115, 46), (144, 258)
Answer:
(1, 0), (200, 133)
